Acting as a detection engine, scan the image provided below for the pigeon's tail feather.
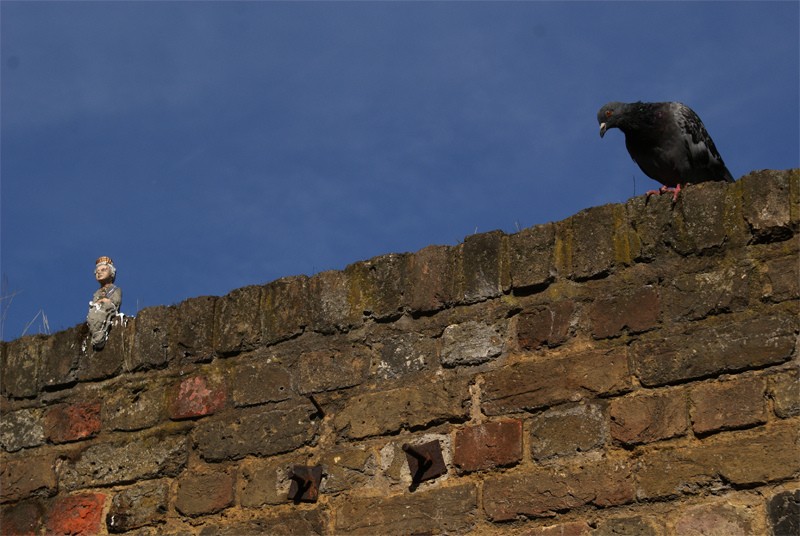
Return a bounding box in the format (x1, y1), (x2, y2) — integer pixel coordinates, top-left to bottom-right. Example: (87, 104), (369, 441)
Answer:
(721, 166), (735, 183)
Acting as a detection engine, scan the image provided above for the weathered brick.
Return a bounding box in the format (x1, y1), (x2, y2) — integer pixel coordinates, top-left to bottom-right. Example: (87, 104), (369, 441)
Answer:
(334, 483), (477, 534)
(195, 402), (318, 461)
(175, 468), (235, 517)
(556, 204), (632, 281)
(531, 401), (607, 460)
(516, 301), (575, 350)
(106, 480), (169, 533)
(334, 376), (469, 439)
(636, 421), (799, 499)
(632, 310), (796, 387)
(761, 254), (800, 303)
(690, 377), (768, 435)
(483, 457), (635, 521)
(664, 263), (752, 321)
(769, 369), (800, 418)
(60, 434), (187, 490)
(741, 168), (799, 243)
(593, 515), (664, 536)
(768, 489), (800, 536)
(200, 509), (327, 536)
(102, 381), (166, 432)
(45, 492), (106, 536)
(441, 320), (505, 367)
(230, 359), (293, 407)
(508, 222), (556, 291)
(609, 389), (688, 446)
(522, 520), (591, 536)
(130, 306), (171, 370)
(407, 244), (457, 312)
(240, 458), (293, 507)
(589, 285), (660, 339)
(672, 500), (761, 536)
(319, 445), (376, 494)
(169, 296), (217, 364)
(214, 285), (262, 355)
(346, 253), (410, 320)
(0, 453), (56, 502)
(77, 316), (129, 381)
(261, 275), (311, 344)
(674, 180), (740, 254)
(44, 401), (102, 444)
(307, 270), (358, 334)
(482, 349), (631, 415)
(462, 230), (506, 302)
(0, 407), (45, 452)
(293, 346), (370, 395)
(1, 335), (42, 399)
(0, 498), (46, 535)
(376, 332), (433, 380)
(168, 374), (226, 420)
(39, 326), (83, 389)
(454, 419), (522, 473)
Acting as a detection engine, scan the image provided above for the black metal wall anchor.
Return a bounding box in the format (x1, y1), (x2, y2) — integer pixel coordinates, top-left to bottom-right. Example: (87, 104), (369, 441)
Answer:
(402, 441), (446, 491)
(287, 465), (323, 503)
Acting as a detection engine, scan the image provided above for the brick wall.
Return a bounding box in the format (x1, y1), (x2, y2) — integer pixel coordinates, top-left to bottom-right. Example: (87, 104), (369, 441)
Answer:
(1, 169), (798, 536)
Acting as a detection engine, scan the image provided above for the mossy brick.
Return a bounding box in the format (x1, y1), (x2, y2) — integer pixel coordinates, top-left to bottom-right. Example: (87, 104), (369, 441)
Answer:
(168, 374), (227, 420)
(483, 456), (635, 521)
(454, 419), (523, 473)
(60, 434), (187, 490)
(768, 490), (800, 536)
(516, 300), (576, 350)
(261, 275), (311, 345)
(589, 284), (660, 338)
(441, 320), (505, 367)
(624, 194), (677, 262)
(169, 295), (217, 363)
(106, 480), (169, 533)
(102, 380), (167, 432)
(334, 376), (470, 440)
(0, 406), (45, 452)
(39, 325), (83, 389)
(175, 468), (235, 517)
(346, 253), (410, 320)
(761, 253), (800, 303)
(334, 483), (477, 535)
(530, 401), (607, 460)
(690, 376), (768, 435)
(741, 168), (799, 243)
(461, 230), (507, 302)
(45, 492), (107, 536)
(307, 269), (359, 334)
(609, 389), (689, 446)
(230, 359), (293, 407)
(507, 222), (556, 291)
(0, 498), (47, 535)
(194, 402), (319, 461)
(293, 346), (370, 395)
(0, 453), (57, 502)
(769, 369), (800, 418)
(673, 180), (743, 254)
(44, 401), (102, 443)
(482, 349), (631, 415)
(632, 309), (797, 387)
(214, 285), (263, 355)
(1, 335), (42, 398)
(407, 244), (457, 312)
(131, 306), (171, 370)
(672, 500), (761, 536)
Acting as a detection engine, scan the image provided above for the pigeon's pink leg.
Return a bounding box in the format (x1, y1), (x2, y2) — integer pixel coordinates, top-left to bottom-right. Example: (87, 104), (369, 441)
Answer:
(671, 183), (682, 202)
(645, 185), (669, 197)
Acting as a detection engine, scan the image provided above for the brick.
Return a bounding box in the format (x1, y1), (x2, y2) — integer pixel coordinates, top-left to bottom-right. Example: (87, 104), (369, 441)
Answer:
(169, 296), (217, 364)
(516, 301), (575, 350)
(674, 181), (739, 254)
(0, 498), (46, 535)
(761, 254), (800, 303)
(346, 253), (410, 320)
(175, 469), (235, 517)
(454, 419), (522, 473)
(231, 359), (293, 407)
(508, 222), (556, 291)
(308, 269), (358, 334)
(482, 349), (631, 415)
(45, 492), (106, 536)
(769, 369), (800, 418)
(0, 407), (45, 452)
(593, 516), (664, 536)
(334, 376), (469, 439)
(521, 521), (591, 536)
(60, 434), (187, 490)
(407, 244), (457, 312)
(741, 168), (798, 243)
(556, 204), (632, 281)
(589, 285), (660, 339)
(102, 381), (166, 432)
(1, 335), (41, 399)
(531, 401), (607, 460)
(462, 230), (506, 302)
(261, 275), (311, 344)
(106, 480), (169, 533)
(240, 458), (293, 507)
(609, 389), (688, 446)
(44, 401), (102, 443)
(200, 509), (327, 536)
(319, 445), (376, 494)
(77, 316), (129, 381)
(376, 332), (433, 380)
(690, 377), (768, 435)
(632, 310), (796, 387)
(483, 457), (635, 521)
(334, 483), (477, 534)
(664, 263), (752, 321)
(768, 490), (800, 536)
(441, 320), (505, 367)
(0, 453), (56, 502)
(39, 326), (82, 389)
(672, 500), (760, 536)
(195, 402), (318, 461)
(214, 285), (262, 355)
(294, 346), (370, 395)
(168, 374), (226, 420)
(130, 306), (171, 370)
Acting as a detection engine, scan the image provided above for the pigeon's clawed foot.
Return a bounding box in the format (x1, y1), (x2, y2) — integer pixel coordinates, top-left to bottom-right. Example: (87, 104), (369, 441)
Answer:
(645, 184), (682, 203)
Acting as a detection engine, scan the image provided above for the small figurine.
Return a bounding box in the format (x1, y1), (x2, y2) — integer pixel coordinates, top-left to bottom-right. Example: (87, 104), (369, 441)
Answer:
(87, 256), (122, 351)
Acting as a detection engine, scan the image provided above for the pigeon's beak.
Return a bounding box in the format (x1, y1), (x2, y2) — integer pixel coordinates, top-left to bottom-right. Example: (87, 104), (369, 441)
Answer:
(599, 123), (607, 138)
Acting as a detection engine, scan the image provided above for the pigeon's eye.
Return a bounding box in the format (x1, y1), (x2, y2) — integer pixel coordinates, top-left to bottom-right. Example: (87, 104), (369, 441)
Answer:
(605, 110), (613, 118)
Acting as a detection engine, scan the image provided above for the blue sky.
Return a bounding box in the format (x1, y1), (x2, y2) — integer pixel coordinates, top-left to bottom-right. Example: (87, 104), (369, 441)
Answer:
(2, 1), (798, 341)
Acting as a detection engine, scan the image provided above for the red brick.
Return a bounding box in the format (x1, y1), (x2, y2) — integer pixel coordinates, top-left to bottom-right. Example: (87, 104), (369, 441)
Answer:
(610, 389), (688, 445)
(46, 493), (106, 536)
(454, 419), (522, 473)
(690, 377), (767, 435)
(44, 402), (101, 444)
(590, 285), (660, 339)
(168, 375), (226, 420)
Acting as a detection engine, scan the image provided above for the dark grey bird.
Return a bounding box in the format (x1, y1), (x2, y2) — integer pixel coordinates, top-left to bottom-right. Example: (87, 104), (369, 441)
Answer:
(597, 101), (734, 201)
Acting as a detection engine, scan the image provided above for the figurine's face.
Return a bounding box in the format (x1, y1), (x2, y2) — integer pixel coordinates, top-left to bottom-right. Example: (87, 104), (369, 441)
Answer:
(95, 264), (112, 284)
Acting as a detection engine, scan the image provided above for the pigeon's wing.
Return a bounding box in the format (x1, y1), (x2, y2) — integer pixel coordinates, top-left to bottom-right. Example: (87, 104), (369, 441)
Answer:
(674, 103), (734, 182)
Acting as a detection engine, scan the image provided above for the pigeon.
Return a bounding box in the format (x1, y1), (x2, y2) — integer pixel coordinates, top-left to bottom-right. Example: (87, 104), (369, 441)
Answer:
(597, 101), (734, 201)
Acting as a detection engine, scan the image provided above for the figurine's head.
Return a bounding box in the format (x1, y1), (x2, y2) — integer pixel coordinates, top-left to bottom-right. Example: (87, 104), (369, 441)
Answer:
(95, 256), (116, 284)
